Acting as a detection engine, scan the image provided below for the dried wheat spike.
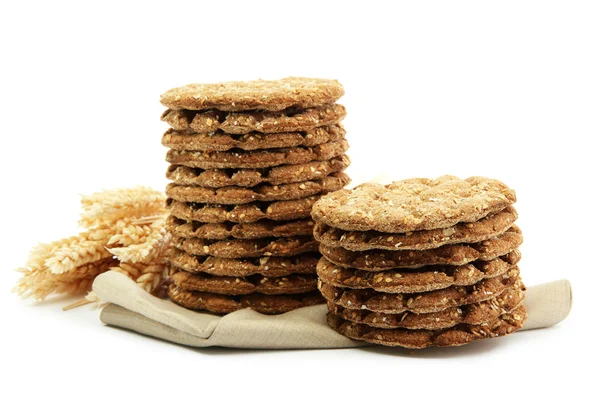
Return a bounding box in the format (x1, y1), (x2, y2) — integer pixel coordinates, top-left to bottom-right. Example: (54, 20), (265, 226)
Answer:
(108, 219), (168, 263)
(79, 186), (166, 228)
(15, 257), (118, 300)
(44, 231), (112, 274)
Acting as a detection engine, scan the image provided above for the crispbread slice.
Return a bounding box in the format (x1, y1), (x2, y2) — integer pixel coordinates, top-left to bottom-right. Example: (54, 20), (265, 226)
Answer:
(313, 206), (517, 251)
(168, 285), (324, 315)
(160, 77), (344, 112)
(312, 176), (516, 233)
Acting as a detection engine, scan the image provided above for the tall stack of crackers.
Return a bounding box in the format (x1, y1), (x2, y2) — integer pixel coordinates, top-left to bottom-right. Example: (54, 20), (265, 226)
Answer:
(159, 77), (350, 314)
(312, 176), (526, 348)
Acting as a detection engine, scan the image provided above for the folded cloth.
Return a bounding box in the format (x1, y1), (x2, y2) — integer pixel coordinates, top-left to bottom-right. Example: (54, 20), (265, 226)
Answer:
(94, 271), (571, 349)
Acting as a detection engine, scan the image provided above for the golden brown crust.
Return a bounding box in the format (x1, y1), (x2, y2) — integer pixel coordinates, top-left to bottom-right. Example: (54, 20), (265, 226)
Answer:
(174, 236), (318, 258)
(161, 104), (347, 134)
(166, 155), (350, 188)
(168, 285), (324, 314)
(170, 269), (318, 295)
(166, 215), (314, 240)
(319, 269), (523, 314)
(327, 286), (524, 330)
(166, 197), (316, 223)
(170, 248), (319, 277)
(312, 176), (516, 233)
(313, 206), (517, 251)
(165, 173), (350, 204)
(166, 139), (349, 169)
(161, 124), (346, 151)
(160, 77), (344, 112)
(316, 253), (519, 293)
(327, 305), (526, 348)
(319, 226), (522, 270)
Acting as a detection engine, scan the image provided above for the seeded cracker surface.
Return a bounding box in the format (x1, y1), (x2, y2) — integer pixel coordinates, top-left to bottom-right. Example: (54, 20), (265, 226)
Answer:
(312, 176), (516, 233)
(160, 77), (344, 112)
(168, 285), (324, 315)
(162, 124), (346, 152)
(316, 252), (519, 293)
(166, 155), (350, 188)
(319, 270), (523, 314)
(174, 236), (318, 258)
(165, 173), (350, 204)
(171, 269), (318, 295)
(166, 216), (314, 239)
(166, 139), (349, 169)
(327, 305), (526, 348)
(166, 197), (317, 223)
(314, 206), (517, 251)
(319, 226), (522, 270)
(161, 104), (347, 135)
(327, 285), (524, 330)
(170, 248), (320, 277)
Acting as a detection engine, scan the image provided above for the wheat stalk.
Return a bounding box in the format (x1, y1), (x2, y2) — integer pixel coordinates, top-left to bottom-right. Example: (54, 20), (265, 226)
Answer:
(16, 186), (171, 308)
(80, 186), (165, 228)
(15, 257), (118, 301)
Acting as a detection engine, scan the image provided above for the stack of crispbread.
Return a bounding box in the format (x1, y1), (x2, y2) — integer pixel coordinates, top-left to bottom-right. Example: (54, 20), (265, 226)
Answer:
(160, 77), (351, 314)
(312, 176), (526, 348)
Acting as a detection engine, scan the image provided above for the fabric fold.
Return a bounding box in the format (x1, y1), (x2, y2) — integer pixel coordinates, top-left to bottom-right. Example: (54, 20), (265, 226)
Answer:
(94, 271), (571, 349)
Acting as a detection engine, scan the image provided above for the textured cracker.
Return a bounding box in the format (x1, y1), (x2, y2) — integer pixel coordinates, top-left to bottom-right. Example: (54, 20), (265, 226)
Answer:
(166, 215), (314, 239)
(174, 236), (317, 258)
(161, 104), (346, 135)
(319, 269), (523, 314)
(160, 77), (344, 112)
(313, 206), (517, 251)
(170, 269), (317, 295)
(319, 226), (522, 270)
(165, 139), (349, 169)
(161, 124), (346, 151)
(165, 173), (350, 205)
(328, 286), (525, 330)
(168, 285), (324, 315)
(166, 155), (350, 188)
(167, 197), (316, 223)
(170, 247), (318, 277)
(312, 176), (516, 233)
(327, 305), (526, 348)
(316, 252), (519, 293)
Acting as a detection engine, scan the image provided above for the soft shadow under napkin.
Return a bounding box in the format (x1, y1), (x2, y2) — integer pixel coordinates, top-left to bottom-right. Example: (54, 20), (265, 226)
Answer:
(94, 271), (571, 349)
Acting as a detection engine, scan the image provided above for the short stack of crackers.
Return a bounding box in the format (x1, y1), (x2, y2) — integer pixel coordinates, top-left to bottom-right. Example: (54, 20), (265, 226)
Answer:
(160, 77), (351, 314)
(312, 176), (526, 348)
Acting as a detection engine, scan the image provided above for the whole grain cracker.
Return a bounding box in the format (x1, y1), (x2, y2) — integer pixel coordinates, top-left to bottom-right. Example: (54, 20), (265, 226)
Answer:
(160, 77), (344, 112)
(166, 173), (350, 205)
(170, 248), (319, 277)
(161, 103), (346, 134)
(319, 226), (522, 270)
(174, 236), (317, 258)
(161, 124), (346, 151)
(319, 269), (523, 314)
(312, 176), (516, 233)
(166, 155), (350, 188)
(328, 286), (525, 330)
(313, 206), (517, 251)
(165, 139), (348, 169)
(168, 285), (324, 315)
(166, 197), (316, 223)
(170, 269), (317, 295)
(166, 215), (314, 239)
(316, 252), (519, 293)
(327, 305), (526, 348)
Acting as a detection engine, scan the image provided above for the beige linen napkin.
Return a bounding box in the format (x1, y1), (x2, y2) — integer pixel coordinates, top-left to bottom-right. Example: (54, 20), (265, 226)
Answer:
(94, 271), (571, 349)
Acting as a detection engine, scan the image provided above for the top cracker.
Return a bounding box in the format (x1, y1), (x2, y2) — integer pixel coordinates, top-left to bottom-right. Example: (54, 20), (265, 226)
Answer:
(311, 176), (516, 233)
(160, 77), (344, 111)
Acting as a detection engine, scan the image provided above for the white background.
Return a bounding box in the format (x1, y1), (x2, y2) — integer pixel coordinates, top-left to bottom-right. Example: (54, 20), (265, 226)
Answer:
(1, 1), (597, 399)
